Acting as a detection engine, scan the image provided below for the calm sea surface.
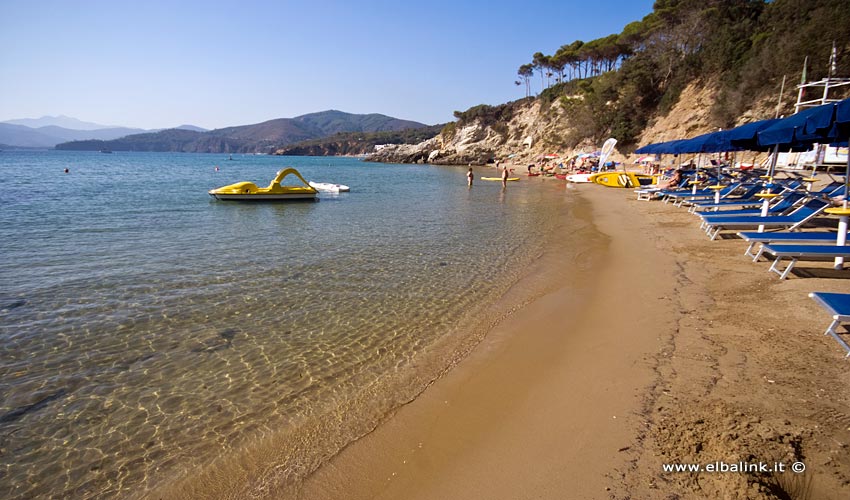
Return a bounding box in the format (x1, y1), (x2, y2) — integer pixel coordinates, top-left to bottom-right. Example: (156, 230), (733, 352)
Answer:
(0, 151), (583, 498)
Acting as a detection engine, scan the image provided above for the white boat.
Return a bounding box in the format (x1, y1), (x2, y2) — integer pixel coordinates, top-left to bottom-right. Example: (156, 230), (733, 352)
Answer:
(309, 181), (350, 193)
(566, 173), (594, 183)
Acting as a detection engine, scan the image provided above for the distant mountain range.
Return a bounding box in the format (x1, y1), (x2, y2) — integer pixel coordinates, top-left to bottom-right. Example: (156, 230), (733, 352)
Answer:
(52, 110), (429, 154)
(0, 115), (207, 149)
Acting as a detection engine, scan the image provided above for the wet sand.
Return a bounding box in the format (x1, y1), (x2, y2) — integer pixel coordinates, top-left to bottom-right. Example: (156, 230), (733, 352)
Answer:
(297, 181), (850, 499)
(297, 184), (676, 499)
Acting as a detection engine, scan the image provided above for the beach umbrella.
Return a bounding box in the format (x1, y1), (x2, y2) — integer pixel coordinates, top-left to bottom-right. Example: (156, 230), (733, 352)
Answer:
(633, 143), (656, 154)
(725, 118), (782, 151)
(760, 98), (850, 268)
(718, 119), (782, 180)
(634, 143), (658, 154)
(813, 100), (850, 206)
(757, 103), (839, 149)
(635, 139), (682, 155)
(758, 99), (849, 190)
(756, 105), (839, 198)
(669, 133), (709, 154)
(803, 98), (850, 268)
(665, 132), (723, 192)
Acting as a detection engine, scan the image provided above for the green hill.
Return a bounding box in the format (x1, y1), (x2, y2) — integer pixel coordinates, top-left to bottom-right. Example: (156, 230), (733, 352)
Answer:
(55, 110), (428, 153)
(273, 125), (444, 156)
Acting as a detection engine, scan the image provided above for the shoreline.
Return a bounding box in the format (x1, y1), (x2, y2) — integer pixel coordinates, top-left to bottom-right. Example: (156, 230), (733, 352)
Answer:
(296, 184), (681, 499)
(296, 181), (850, 499)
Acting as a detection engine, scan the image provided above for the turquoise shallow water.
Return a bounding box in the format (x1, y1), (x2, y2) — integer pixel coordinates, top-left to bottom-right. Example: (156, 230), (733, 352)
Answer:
(0, 151), (579, 497)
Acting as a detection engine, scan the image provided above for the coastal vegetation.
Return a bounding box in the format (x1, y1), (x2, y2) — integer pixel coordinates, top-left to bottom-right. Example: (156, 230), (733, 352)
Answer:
(454, 0), (850, 150)
(273, 125), (444, 156)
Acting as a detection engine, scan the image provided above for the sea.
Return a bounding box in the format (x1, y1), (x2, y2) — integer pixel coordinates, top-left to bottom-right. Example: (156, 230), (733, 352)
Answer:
(0, 150), (590, 498)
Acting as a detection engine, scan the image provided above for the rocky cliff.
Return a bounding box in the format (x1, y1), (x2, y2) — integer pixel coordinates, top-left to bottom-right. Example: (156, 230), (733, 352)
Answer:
(367, 81), (736, 168)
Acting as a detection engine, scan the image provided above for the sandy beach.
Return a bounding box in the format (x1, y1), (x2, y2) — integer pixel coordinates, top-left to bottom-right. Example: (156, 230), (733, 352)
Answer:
(296, 180), (850, 499)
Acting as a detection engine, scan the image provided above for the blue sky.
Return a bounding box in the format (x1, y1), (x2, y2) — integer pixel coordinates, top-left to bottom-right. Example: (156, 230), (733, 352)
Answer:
(0, 0), (656, 130)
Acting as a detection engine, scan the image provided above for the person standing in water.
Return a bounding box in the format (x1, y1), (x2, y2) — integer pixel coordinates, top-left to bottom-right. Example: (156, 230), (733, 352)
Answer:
(467, 167), (474, 187)
(501, 164), (509, 188)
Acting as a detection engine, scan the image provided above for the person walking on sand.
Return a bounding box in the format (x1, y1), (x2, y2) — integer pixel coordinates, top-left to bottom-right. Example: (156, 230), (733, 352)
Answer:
(467, 167), (474, 187)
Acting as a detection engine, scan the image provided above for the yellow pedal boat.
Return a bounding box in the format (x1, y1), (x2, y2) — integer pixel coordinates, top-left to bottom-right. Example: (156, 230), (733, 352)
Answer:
(209, 167), (318, 201)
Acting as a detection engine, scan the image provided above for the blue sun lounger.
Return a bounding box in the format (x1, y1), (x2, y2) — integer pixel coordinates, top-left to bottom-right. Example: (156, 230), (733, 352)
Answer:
(761, 244), (850, 279)
(665, 182), (744, 207)
(808, 292), (850, 357)
(702, 199), (829, 240)
(688, 184), (766, 212)
(738, 230), (847, 261)
(688, 180), (811, 213)
(697, 192), (806, 229)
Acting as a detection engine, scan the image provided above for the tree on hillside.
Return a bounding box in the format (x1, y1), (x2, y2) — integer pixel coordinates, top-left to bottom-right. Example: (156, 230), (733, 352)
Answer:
(517, 64), (534, 98)
(550, 52), (568, 83)
(555, 40), (584, 81)
(499, 0), (850, 149)
(532, 52), (550, 92)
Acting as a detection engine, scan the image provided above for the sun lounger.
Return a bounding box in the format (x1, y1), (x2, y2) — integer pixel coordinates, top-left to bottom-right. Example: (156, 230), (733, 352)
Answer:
(697, 193), (806, 229)
(688, 181), (809, 212)
(761, 244), (850, 279)
(702, 199), (829, 240)
(665, 182), (744, 207)
(688, 184), (766, 212)
(658, 185), (714, 203)
(738, 230), (846, 261)
(635, 177), (691, 201)
(808, 292), (850, 357)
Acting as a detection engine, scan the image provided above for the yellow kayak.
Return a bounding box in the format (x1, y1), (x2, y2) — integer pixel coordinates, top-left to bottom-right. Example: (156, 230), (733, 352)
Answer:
(481, 177), (519, 181)
(589, 172), (656, 188)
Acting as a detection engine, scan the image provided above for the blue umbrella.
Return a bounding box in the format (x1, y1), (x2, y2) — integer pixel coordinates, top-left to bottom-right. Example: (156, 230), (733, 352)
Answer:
(671, 132), (718, 153)
(709, 119), (782, 177)
(756, 103), (845, 180)
(700, 130), (740, 153)
(635, 139), (684, 154)
(726, 118), (781, 151)
(795, 98), (850, 201)
(757, 102), (840, 148)
(634, 142), (664, 154)
(633, 143), (656, 154)
(637, 121), (780, 155)
(772, 97), (850, 270)
(657, 140), (686, 154)
(803, 97), (850, 142)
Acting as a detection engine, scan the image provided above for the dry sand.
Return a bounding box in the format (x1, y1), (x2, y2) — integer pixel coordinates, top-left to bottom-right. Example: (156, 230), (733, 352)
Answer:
(296, 181), (850, 500)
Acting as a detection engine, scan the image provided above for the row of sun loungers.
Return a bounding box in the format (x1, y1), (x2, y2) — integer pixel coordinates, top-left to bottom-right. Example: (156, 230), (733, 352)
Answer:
(634, 173), (850, 357)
